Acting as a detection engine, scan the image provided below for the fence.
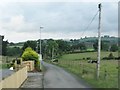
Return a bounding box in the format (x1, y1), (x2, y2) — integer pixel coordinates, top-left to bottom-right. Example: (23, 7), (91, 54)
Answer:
(0, 66), (27, 89)
(58, 60), (118, 80)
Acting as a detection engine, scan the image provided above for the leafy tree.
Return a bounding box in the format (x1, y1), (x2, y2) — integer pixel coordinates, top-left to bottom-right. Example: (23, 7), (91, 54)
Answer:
(56, 40), (71, 52)
(9, 42), (15, 46)
(2, 40), (8, 56)
(93, 40), (98, 51)
(108, 53), (114, 59)
(47, 39), (58, 59)
(22, 40), (37, 52)
(7, 47), (22, 56)
(110, 44), (118, 52)
(22, 47), (39, 67)
(101, 41), (109, 51)
(93, 40), (111, 51)
(79, 43), (86, 51)
(71, 43), (86, 52)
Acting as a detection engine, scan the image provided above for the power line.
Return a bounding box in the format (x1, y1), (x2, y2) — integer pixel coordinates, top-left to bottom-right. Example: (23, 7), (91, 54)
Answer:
(80, 10), (99, 37)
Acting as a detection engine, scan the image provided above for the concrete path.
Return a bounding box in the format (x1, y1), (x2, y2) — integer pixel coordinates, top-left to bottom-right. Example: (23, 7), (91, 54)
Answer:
(20, 72), (43, 88)
(43, 62), (91, 88)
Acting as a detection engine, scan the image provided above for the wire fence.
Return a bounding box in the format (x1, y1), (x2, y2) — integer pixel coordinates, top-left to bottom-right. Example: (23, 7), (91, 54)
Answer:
(58, 60), (118, 88)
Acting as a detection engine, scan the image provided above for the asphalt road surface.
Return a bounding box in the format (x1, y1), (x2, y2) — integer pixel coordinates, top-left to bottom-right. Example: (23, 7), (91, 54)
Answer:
(0, 69), (14, 79)
(43, 62), (91, 88)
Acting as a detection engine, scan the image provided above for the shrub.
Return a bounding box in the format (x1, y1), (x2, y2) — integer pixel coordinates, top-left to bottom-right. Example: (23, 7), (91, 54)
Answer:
(102, 57), (109, 60)
(22, 47), (39, 67)
(110, 44), (118, 52)
(86, 57), (91, 60)
(108, 53), (114, 59)
(115, 57), (120, 60)
(102, 53), (115, 60)
(83, 58), (85, 60)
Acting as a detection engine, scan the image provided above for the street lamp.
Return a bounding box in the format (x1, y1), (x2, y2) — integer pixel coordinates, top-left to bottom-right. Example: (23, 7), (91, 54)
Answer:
(36, 41), (39, 53)
(39, 26), (43, 70)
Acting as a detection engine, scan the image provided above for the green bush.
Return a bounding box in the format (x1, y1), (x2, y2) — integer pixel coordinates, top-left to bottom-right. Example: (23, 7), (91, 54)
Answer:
(108, 53), (114, 59)
(102, 53), (115, 60)
(22, 47), (39, 67)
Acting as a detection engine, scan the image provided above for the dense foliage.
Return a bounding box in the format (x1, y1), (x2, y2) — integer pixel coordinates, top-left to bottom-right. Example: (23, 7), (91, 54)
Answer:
(3, 36), (118, 59)
(7, 47), (22, 56)
(2, 41), (8, 56)
(22, 47), (39, 67)
(22, 40), (37, 51)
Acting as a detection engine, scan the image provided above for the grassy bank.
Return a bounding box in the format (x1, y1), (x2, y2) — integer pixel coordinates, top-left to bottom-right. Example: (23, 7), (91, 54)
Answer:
(0, 64), (9, 69)
(49, 51), (119, 88)
(0, 56), (16, 69)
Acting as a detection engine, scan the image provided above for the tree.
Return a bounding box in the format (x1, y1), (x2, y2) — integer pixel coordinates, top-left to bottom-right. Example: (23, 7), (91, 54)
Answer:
(108, 53), (114, 59)
(9, 42), (15, 46)
(110, 44), (118, 52)
(2, 40), (8, 56)
(47, 39), (58, 59)
(79, 43), (86, 51)
(22, 47), (39, 67)
(7, 47), (22, 56)
(22, 40), (37, 52)
(56, 40), (71, 52)
(101, 41), (109, 51)
(93, 40), (98, 51)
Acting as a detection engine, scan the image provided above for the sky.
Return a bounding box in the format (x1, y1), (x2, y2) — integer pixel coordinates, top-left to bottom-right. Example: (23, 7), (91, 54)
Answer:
(0, 0), (119, 43)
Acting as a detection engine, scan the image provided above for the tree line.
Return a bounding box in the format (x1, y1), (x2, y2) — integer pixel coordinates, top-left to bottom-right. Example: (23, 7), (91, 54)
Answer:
(2, 37), (119, 60)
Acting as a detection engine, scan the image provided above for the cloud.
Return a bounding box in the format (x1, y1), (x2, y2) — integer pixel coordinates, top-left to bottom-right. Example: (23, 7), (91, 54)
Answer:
(0, 15), (38, 33)
(3, 30), (117, 43)
(0, 1), (118, 42)
(8, 15), (25, 31)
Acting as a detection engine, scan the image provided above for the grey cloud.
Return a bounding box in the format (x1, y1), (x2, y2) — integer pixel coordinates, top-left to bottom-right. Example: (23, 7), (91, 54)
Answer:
(0, 2), (118, 36)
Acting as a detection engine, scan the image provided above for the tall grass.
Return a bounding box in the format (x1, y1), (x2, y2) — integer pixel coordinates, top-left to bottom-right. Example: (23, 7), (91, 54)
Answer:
(58, 52), (118, 88)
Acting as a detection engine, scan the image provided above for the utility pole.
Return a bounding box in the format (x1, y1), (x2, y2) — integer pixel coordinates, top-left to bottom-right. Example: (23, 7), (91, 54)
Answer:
(97, 3), (102, 79)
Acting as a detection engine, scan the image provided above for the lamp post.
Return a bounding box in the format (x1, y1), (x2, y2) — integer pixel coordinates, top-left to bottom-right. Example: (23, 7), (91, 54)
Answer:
(39, 26), (43, 70)
(36, 41), (39, 53)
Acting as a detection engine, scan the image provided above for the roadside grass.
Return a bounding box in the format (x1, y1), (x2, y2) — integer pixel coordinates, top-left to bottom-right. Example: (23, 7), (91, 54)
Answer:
(57, 52), (118, 88)
(0, 64), (9, 69)
(0, 56), (16, 69)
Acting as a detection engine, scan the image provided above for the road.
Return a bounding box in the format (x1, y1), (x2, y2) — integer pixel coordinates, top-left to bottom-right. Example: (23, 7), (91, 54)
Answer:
(0, 69), (14, 79)
(43, 62), (91, 88)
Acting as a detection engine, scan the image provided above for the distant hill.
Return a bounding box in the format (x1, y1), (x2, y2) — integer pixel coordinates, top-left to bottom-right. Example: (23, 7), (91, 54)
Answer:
(8, 35), (118, 49)
(70, 35), (118, 45)
(8, 42), (25, 49)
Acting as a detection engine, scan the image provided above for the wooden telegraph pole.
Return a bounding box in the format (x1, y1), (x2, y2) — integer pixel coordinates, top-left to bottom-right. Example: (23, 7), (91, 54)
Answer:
(97, 3), (102, 79)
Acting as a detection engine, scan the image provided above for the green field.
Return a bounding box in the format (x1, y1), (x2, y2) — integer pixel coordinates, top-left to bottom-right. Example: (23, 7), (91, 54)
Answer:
(57, 52), (119, 88)
(59, 51), (118, 61)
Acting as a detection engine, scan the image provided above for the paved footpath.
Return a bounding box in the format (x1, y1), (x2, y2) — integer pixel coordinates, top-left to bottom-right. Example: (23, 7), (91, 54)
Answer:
(20, 72), (43, 88)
